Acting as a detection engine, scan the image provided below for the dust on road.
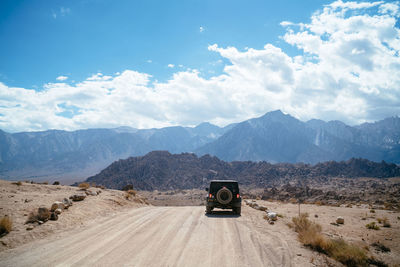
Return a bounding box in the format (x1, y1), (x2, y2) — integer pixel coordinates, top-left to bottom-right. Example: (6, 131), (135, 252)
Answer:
(0, 206), (305, 267)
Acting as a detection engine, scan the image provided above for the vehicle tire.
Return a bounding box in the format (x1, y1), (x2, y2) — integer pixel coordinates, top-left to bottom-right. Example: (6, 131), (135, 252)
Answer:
(216, 187), (233, 205)
(206, 206), (212, 214)
(234, 207), (241, 215)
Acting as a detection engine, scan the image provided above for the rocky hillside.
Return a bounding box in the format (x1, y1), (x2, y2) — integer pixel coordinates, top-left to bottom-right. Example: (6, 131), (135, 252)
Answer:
(84, 151), (400, 190)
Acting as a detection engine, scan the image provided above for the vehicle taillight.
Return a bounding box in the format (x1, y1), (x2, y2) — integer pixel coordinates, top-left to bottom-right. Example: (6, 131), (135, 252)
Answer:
(209, 193), (213, 198)
(236, 193), (240, 198)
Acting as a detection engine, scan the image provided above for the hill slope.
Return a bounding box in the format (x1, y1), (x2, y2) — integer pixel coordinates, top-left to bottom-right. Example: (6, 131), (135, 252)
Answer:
(85, 151), (400, 190)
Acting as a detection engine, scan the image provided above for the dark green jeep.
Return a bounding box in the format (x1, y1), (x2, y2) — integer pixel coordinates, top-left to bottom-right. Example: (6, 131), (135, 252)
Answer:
(205, 180), (241, 215)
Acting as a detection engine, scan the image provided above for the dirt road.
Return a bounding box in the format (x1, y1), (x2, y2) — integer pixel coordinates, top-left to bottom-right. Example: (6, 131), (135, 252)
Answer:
(0, 206), (307, 267)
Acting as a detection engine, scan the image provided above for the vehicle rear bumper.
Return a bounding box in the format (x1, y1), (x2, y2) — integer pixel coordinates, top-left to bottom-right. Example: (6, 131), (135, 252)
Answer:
(206, 198), (241, 209)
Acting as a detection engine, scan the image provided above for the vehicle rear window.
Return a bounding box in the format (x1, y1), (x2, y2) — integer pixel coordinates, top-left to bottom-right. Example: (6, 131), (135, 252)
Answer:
(209, 182), (239, 194)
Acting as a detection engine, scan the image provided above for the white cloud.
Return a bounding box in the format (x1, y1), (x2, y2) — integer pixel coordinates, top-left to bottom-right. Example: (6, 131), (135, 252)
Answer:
(1, 0), (400, 132)
(52, 7), (70, 19)
(167, 64), (175, 68)
(56, 75), (68, 81)
(200, 26), (205, 32)
(147, 59), (152, 63)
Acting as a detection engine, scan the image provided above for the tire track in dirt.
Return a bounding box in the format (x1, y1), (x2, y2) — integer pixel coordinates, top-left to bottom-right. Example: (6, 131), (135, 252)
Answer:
(0, 206), (302, 267)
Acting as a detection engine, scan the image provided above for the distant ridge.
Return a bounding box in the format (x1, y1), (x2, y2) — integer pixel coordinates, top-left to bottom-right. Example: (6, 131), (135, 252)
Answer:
(0, 111), (399, 182)
(84, 151), (400, 190)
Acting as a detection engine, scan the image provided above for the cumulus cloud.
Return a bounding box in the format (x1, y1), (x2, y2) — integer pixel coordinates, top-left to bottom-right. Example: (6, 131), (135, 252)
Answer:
(56, 75), (68, 81)
(200, 26), (205, 32)
(1, 0), (400, 132)
(167, 64), (175, 68)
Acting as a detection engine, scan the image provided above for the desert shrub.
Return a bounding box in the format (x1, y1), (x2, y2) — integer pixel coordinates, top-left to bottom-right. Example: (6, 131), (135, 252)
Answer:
(328, 239), (367, 266)
(277, 214), (284, 218)
(125, 189), (137, 200)
(12, 181), (22, 186)
(127, 189), (136, 196)
(27, 207), (51, 223)
(0, 216), (12, 235)
(291, 214), (368, 266)
(52, 181), (60, 185)
(382, 217), (390, 228)
(122, 184), (133, 191)
(41, 181), (49, 185)
(372, 242), (390, 253)
(367, 257), (388, 267)
(370, 209), (375, 213)
(377, 217), (390, 227)
(78, 182), (90, 190)
(366, 222), (380, 230)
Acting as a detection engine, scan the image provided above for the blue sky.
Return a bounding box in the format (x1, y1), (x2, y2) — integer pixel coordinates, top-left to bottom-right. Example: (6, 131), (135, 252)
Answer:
(0, 0), (331, 88)
(0, 0), (399, 132)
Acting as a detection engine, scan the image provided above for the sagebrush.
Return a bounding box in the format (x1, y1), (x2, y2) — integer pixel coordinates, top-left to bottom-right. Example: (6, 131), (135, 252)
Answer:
(291, 213), (367, 266)
(0, 216), (12, 235)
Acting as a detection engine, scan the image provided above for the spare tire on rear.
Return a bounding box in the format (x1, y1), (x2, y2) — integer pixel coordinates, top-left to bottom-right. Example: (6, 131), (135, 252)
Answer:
(216, 187), (233, 204)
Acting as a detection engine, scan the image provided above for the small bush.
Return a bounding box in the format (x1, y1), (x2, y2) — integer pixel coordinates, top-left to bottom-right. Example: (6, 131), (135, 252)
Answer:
(127, 189), (136, 196)
(78, 182), (90, 190)
(52, 181), (60, 185)
(125, 189), (137, 200)
(122, 184), (134, 191)
(370, 209), (375, 213)
(372, 242), (390, 253)
(366, 222), (380, 230)
(0, 216), (12, 235)
(291, 214), (368, 266)
(12, 181), (22, 186)
(277, 214), (284, 218)
(328, 239), (367, 266)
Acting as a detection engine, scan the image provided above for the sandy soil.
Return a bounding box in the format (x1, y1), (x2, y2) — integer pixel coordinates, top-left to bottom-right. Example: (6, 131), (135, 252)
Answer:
(248, 200), (400, 267)
(1, 181), (399, 266)
(0, 205), (319, 267)
(0, 180), (147, 251)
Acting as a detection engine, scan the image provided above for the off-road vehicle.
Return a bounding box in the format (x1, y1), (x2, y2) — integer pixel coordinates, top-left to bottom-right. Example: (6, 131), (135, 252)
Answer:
(205, 180), (241, 215)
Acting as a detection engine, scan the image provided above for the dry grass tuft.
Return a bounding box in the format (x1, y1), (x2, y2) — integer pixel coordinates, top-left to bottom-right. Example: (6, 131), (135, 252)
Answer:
(377, 217), (391, 227)
(291, 213), (368, 266)
(372, 242), (390, 253)
(78, 182), (90, 190)
(0, 216), (12, 235)
(124, 189), (137, 200)
(127, 189), (137, 196)
(366, 222), (380, 230)
(12, 181), (22, 186)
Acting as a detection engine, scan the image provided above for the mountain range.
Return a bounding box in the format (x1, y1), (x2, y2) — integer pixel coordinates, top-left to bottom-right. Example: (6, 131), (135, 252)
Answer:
(0, 110), (399, 182)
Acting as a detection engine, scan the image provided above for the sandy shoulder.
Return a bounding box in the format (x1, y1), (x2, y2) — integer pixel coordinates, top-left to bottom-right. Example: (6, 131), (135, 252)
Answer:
(0, 180), (147, 251)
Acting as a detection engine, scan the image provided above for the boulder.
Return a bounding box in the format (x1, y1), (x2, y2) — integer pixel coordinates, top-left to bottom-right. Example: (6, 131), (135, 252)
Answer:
(336, 216), (344, 224)
(69, 194), (86, 202)
(85, 190), (97, 196)
(50, 212), (58, 221)
(51, 201), (65, 211)
(55, 208), (62, 215)
(62, 198), (73, 208)
(266, 211), (277, 221)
